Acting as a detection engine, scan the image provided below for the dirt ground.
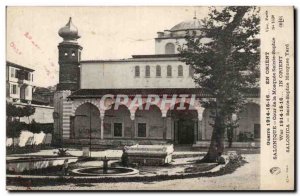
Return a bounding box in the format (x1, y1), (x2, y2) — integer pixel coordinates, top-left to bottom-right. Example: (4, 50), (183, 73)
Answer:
(7, 154), (260, 191)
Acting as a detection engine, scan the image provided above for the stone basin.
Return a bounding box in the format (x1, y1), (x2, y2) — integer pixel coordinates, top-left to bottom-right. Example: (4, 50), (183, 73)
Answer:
(124, 144), (174, 166)
(72, 166), (139, 176)
(6, 157), (78, 173)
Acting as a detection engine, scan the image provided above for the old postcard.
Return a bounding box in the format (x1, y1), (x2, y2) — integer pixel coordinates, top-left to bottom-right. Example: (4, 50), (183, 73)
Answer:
(5, 6), (294, 191)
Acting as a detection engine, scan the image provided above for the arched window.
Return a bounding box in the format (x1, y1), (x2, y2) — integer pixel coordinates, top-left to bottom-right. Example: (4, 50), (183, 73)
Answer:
(145, 65), (150, 77)
(135, 66), (140, 77)
(178, 65), (183, 77)
(165, 43), (175, 54)
(189, 65), (194, 77)
(156, 65), (161, 77)
(167, 65), (172, 77)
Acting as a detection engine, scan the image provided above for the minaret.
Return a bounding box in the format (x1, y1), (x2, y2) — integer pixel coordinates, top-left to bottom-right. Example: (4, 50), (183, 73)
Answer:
(53, 17), (82, 146)
(57, 17), (82, 91)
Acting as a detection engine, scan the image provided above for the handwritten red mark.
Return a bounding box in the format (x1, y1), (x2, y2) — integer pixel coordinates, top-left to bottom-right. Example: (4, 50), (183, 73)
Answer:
(24, 32), (41, 50)
(10, 42), (22, 55)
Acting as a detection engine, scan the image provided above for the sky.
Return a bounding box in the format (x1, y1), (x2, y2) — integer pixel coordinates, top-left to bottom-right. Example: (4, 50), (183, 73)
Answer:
(6, 6), (210, 87)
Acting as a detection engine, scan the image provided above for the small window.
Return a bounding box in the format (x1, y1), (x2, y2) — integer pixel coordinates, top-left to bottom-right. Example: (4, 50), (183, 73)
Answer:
(138, 123), (147, 137)
(11, 84), (17, 94)
(167, 65), (172, 77)
(145, 65), (150, 77)
(64, 52), (68, 56)
(114, 123), (122, 137)
(15, 70), (19, 78)
(178, 65), (183, 77)
(156, 65), (161, 77)
(189, 65), (194, 77)
(10, 67), (15, 78)
(165, 43), (175, 54)
(71, 51), (76, 56)
(24, 71), (29, 80)
(135, 66), (140, 77)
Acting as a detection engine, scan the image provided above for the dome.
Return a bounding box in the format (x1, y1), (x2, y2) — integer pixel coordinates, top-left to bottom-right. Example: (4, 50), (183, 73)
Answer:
(170, 17), (202, 31)
(58, 17), (80, 40)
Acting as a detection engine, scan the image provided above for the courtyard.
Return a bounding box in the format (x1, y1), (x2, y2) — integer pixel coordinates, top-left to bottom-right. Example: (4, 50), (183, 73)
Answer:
(6, 147), (260, 191)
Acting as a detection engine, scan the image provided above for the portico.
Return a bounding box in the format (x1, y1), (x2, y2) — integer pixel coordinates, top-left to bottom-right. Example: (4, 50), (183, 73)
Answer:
(53, 88), (260, 147)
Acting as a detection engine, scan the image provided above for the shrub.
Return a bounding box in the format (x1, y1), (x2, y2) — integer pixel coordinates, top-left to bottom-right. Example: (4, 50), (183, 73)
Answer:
(54, 148), (71, 157)
(238, 132), (254, 142)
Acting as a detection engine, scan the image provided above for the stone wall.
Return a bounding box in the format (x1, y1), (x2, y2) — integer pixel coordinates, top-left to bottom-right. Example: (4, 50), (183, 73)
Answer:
(80, 60), (196, 89)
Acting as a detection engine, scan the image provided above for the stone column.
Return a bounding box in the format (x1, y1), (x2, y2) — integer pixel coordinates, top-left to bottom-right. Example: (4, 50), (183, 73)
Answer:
(162, 117), (167, 140)
(198, 120), (203, 141)
(131, 119), (135, 138)
(166, 117), (172, 140)
(100, 111), (105, 140)
(130, 111), (135, 138)
(161, 110), (167, 140)
(193, 119), (198, 144)
(174, 119), (178, 144)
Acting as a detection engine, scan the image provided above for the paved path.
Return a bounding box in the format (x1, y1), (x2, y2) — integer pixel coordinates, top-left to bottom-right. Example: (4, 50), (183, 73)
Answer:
(7, 154), (260, 191)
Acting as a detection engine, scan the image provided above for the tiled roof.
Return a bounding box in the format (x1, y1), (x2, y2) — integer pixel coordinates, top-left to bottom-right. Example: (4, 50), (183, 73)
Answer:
(6, 61), (35, 72)
(68, 88), (260, 99)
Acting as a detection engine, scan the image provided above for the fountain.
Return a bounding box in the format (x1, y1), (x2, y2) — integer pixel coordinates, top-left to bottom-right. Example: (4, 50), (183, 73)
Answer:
(71, 156), (139, 176)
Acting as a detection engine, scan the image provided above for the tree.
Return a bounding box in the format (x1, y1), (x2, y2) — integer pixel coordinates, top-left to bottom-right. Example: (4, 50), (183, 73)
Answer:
(179, 6), (260, 162)
(7, 102), (18, 122)
(6, 120), (26, 150)
(6, 102), (36, 148)
(22, 105), (36, 123)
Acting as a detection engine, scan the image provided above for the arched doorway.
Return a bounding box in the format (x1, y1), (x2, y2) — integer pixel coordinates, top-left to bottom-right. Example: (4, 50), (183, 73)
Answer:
(167, 103), (198, 144)
(135, 104), (164, 139)
(104, 104), (131, 138)
(72, 103), (101, 139)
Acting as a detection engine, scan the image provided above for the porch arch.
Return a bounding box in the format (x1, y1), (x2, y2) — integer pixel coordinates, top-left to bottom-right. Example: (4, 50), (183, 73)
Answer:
(167, 102), (198, 144)
(72, 102), (101, 139)
(135, 104), (164, 139)
(103, 104), (132, 138)
(72, 99), (101, 116)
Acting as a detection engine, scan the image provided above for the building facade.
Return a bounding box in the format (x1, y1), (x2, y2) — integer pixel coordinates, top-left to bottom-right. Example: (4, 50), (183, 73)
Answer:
(6, 61), (54, 124)
(6, 61), (34, 104)
(54, 17), (260, 147)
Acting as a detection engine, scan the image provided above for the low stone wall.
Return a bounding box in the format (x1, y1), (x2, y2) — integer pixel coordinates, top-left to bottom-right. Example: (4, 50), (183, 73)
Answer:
(63, 139), (168, 147)
(193, 141), (260, 148)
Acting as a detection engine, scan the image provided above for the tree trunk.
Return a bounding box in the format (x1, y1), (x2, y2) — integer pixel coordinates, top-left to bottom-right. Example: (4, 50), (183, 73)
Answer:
(199, 115), (225, 163)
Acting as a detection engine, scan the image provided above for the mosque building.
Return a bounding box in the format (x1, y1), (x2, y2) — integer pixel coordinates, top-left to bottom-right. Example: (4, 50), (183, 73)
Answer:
(53, 17), (260, 148)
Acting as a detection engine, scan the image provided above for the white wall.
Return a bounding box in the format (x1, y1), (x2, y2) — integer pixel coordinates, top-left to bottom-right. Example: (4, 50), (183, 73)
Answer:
(15, 103), (54, 124)
(80, 59), (196, 89)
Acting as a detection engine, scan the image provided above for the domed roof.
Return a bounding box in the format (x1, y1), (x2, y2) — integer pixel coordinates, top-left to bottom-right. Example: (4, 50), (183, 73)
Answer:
(58, 17), (80, 40)
(170, 17), (202, 31)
